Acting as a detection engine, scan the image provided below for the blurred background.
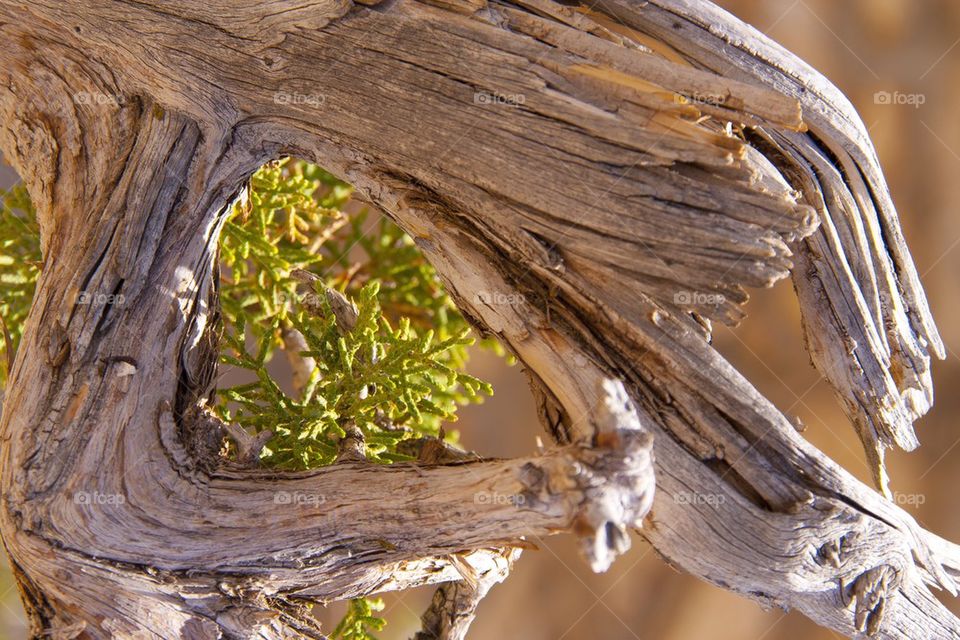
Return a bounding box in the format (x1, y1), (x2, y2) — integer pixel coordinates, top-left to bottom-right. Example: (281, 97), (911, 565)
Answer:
(3, 0), (960, 638)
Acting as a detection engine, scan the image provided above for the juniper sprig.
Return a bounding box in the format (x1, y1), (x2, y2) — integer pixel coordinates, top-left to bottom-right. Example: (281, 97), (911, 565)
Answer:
(0, 184), (41, 384)
(331, 597), (386, 640)
(216, 159), (493, 471)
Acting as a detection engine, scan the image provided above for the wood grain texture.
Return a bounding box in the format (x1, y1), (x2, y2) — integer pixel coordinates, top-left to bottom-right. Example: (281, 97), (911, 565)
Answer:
(0, 0), (955, 638)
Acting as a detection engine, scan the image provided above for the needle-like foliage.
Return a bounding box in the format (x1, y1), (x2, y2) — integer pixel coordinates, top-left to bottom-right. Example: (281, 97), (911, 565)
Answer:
(0, 185), (41, 385)
(219, 158), (346, 334)
(221, 281), (490, 468)
(331, 597), (387, 640)
(217, 159), (492, 465)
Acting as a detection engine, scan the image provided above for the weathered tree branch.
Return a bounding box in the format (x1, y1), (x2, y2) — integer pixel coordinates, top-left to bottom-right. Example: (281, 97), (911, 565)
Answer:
(414, 547), (521, 640)
(403, 431), (520, 640)
(608, 0), (943, 498)
(0, 0), (956, 638)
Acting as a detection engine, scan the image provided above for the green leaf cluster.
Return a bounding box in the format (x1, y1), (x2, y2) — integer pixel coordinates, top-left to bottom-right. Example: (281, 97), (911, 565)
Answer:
(219, 158), (347, 335)
(0, 184), (41, 384)
(331, 597), (386, 640)
(221, 279), (491, 468)
(216, 159), (493, 470)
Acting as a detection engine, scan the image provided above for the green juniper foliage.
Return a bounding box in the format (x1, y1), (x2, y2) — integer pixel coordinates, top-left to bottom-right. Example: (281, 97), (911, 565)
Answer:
(219, 159), (344, 334)
(0, 184), (41, 385)
(218, 159), (492, 469)
(221, 280), (490, 468)
(0, 159), (496, 639)
(331, 597), (387, 640)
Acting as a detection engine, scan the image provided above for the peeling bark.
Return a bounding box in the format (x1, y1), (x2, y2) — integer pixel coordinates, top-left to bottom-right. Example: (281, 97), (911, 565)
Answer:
(0, 0), (956, 638)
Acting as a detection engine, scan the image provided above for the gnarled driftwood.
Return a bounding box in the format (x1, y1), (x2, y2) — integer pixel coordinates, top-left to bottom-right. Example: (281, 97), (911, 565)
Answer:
(0, 0), (957, 638)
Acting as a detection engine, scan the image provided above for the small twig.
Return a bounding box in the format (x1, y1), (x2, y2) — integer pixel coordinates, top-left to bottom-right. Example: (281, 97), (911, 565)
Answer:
(0, 314), (15, 378)
(290, 268), (321, 285)
(413, 547), (521, 640)
(335, 422), (367, 463)
(290, 269), (359, 333)
(306, 212), (348, 254)
(280, 326), (316, 399)
(221, 422), (273, 465)
(396, 431), (481, 465)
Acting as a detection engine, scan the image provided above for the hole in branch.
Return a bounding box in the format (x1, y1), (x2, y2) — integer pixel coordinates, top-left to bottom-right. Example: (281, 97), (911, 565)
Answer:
(0, 169), (39, 392)
(209, 156), (533, 638)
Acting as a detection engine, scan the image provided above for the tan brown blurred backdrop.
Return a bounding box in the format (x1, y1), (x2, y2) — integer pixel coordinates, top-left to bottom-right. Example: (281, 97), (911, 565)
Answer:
(3, 1), (960, 638)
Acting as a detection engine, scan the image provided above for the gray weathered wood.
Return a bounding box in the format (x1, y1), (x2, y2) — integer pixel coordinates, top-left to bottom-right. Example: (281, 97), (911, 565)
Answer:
(0, 0), (956, 638)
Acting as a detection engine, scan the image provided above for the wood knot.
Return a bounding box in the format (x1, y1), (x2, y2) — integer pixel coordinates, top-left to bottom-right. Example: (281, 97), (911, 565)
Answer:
(841, 564), (900, 636)
(518, 379), (655, 573)
(815, 531), (859, 569)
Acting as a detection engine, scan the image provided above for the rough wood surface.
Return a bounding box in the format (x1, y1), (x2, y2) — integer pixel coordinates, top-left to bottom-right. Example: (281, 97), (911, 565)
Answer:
(413, 548), (521, 640)
(0, 0), (956, 638)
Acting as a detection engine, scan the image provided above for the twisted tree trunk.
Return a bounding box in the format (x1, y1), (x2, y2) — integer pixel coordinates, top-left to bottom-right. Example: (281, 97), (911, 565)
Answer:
(0, 0), (957, 638)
